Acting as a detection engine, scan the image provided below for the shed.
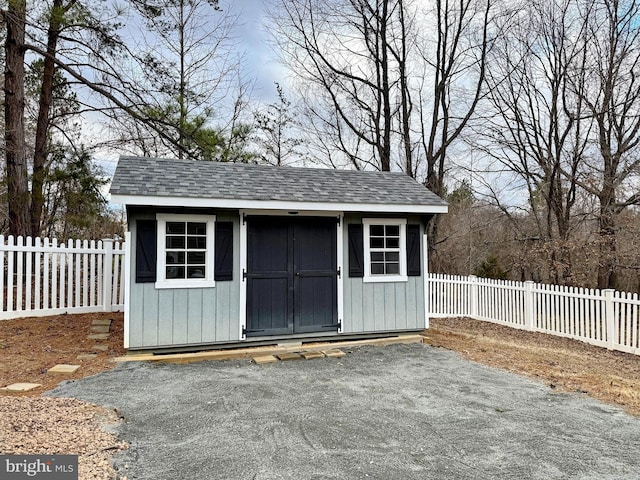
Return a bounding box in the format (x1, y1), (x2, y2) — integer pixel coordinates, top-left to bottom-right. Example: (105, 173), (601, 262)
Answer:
(110, 156), (448, 350)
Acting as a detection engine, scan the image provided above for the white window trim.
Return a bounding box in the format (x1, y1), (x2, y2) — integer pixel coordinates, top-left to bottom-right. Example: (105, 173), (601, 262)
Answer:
(363, 218), (408, 283)
(155, 213), (216, 289)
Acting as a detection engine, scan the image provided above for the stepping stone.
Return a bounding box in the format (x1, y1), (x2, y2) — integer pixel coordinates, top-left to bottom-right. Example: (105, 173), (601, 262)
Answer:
(301, 351), (325, 360)
(253, 355), (278, 365)
(90, 325), (110, 334)
(76, 354), (97, 360)
(0, 382), (42, 393)
(88, 333), (109, 340)
(276, 352), (303, 361)
(48, 364), (81, 374)
(322, 349), (346, 358)
(92, 319), (112, 327)
(92, 344), (109, 351)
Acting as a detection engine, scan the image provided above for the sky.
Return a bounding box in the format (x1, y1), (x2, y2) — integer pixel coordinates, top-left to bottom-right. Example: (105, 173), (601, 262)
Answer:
(229, 0), (289, 99)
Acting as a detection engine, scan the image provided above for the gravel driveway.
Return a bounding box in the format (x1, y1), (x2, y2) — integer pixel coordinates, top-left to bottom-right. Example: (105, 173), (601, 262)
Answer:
(49, 343), (640, 479)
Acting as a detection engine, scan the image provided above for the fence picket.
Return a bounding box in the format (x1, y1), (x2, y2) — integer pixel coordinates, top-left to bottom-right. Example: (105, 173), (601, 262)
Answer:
(0, 235), (125, 320)
(426, 273), (640, 356)
(16, 236), (24, 312)
(7, 236), (14, 312)
(34, 237), (41, 311)
(0, 236), (4, 312)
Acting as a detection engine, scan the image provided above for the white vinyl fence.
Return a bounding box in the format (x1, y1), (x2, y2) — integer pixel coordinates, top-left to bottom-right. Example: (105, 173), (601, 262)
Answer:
(0, 235), (125, 320)
(428, 274), (640, 355)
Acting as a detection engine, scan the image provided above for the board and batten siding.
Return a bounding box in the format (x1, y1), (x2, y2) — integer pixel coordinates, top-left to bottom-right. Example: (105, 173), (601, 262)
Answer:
(342, 213), (426, 333)
(128, 210), (241, 349)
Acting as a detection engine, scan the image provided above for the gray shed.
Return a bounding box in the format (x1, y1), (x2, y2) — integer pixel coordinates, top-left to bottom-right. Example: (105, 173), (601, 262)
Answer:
(110, 156), (448, 350)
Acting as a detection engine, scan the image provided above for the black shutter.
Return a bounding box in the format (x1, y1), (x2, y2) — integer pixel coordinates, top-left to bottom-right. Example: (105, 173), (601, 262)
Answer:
(136, 220), (157, 283)
(348, 223), (364, 277)
(406, 224), (421, 276)
(215, 222), (233, 281)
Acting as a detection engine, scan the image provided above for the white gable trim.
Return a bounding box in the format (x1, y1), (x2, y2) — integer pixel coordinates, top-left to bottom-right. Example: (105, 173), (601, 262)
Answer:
(111, 194), (448, 214)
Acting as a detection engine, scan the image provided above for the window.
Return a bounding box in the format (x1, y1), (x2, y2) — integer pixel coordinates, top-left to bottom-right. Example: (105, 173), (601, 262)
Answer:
(156, 214), (216, 288)
(363, 218), (407, 282)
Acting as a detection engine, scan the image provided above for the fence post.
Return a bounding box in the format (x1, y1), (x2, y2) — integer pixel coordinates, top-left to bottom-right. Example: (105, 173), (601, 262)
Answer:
(102, 239), (114, 312)
(469, 275), (478, 318)
(524, 281), (535, 331)
(604, 289), (616, 350)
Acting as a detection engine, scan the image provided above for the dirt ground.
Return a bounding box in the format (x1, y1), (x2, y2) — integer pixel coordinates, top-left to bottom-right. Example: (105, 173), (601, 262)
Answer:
(0, 312), (127, 480)
(0, 313), (638, 416)
(0, 312), (125, 395)
(427, 317), (640, 416)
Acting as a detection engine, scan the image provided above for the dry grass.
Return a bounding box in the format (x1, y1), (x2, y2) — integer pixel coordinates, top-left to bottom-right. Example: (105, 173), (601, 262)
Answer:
(426, 317), (640, 416)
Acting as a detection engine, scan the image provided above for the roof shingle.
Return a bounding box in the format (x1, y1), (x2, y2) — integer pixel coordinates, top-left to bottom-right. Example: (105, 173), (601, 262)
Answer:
(110, 156), (447, 209)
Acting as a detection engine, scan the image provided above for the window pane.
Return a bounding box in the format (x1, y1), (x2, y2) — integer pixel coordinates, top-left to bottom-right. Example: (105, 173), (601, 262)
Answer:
(370, 237), (384, 248)
(187, 236), (207, 249)
(386, 251), (399, 262)
(187, 251), (206, 264)
(166, 266), (185, 279)
(386, 263), (400, 274)
(371, 263), (385, 275)
(371, 252), (384, 262)
(370, 225), (384, 236)
(385, 238), (399, 248)
(166, 236), (185, 249)
(187, 222), (206, 235)
(166, 251), (185, 265)
(166, 222), (185, 234)
(187, 266), (206, 278)
(385, 225), (400, 236)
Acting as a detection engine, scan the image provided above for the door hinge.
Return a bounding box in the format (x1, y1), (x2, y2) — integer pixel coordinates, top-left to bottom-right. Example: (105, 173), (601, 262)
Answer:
(242, 268), (247, 281)
(319, 322), (341, 330)
(337, 267), (341, 278)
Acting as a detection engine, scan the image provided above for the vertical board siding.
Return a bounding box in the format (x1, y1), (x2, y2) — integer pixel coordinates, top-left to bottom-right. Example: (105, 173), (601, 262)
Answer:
(342, 214), (426, 334)
(127, 212), (241, 349)
(0, 235), (125, 320)
(428, 273), (640, 356)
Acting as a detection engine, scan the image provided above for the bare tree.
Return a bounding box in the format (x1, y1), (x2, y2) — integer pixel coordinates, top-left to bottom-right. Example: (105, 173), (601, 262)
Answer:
(270, 0), (407, 172)
(478, 0), (592, 284)
(574, 0), (640, 289)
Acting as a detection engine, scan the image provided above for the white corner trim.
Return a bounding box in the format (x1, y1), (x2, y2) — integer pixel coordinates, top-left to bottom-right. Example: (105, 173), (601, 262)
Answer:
(337, 213), (344, 333)
(123, 231), (132, 349)
(238, 215), (247, 340)
(423, 232), (430, 329)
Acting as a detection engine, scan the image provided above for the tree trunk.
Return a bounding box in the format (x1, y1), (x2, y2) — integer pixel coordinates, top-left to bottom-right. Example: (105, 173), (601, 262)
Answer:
(597, 188), (618, 290)
(31, 0), (66, 238)
(4, 0), (29, 237)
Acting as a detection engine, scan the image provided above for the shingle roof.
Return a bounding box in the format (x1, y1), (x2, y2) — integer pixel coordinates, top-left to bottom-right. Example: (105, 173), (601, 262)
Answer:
(110, 156), (447, 211)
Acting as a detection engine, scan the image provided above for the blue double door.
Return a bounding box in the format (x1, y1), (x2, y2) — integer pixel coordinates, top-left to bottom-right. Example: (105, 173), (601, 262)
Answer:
(246, 216), (339, 337)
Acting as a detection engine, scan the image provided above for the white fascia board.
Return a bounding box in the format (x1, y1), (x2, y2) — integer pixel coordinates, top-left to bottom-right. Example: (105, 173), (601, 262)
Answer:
(110, 194), (449, 214)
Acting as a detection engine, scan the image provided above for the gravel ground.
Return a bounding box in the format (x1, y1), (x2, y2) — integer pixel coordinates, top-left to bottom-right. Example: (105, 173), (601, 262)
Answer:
(49, 343), (640, 480)
(0, 396), (127, 480)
